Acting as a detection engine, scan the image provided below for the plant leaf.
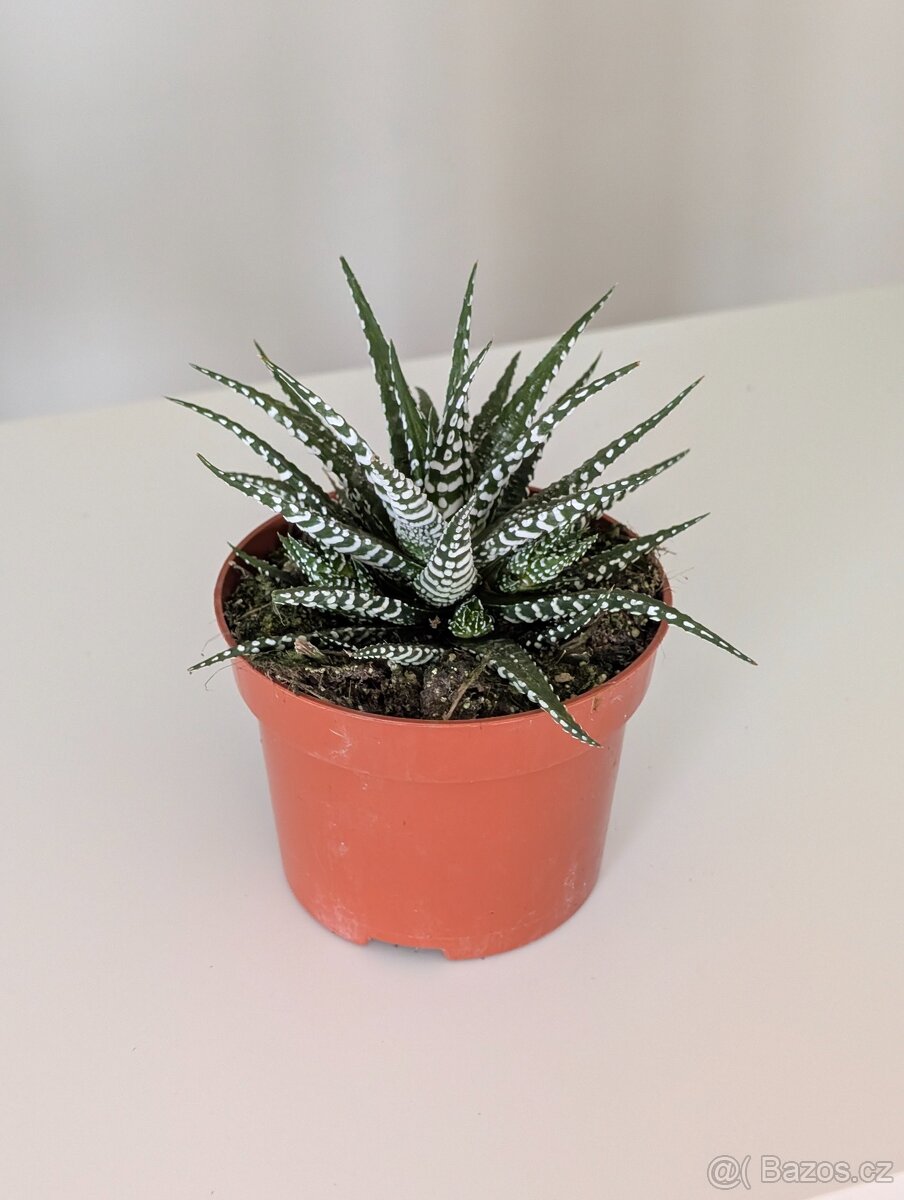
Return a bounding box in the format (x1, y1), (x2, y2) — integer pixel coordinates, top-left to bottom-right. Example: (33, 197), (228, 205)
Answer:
(470, 360), (639, 527)
(524, 588), (756, 663)
(489, 288), (614, 453)
(255, 345), (444, 559)
(343, 641), (442, 666)
(189, 634), (298, 673)
(448, 596), (494, 638)
(198, 457), (416, 578)
(544, 377), (701, 499)
(574, 516), (707, 585)
(389, 341), (430, 482)
(475, 450), (689, 566)
(448, 263), (478, 402)
(339, 257), (414, 473)
(496, 528), (597, 592)
(471, 351), (521, 468)
(412, 499), (478, 606)
(479, 640), (599, 746)
(279, 532), (362, 586)
(271, 587), (426, 625)
(229, 543), (290, 583)
(189, 364), (358, 483)
(425, 341), (492, 513)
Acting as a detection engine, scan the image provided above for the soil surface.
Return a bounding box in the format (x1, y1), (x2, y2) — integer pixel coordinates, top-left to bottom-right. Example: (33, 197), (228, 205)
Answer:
(222, 520), (665, 721)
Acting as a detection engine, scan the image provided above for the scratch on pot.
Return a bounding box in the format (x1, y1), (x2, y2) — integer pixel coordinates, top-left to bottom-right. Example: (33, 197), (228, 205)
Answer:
(329, 727), (353, 761)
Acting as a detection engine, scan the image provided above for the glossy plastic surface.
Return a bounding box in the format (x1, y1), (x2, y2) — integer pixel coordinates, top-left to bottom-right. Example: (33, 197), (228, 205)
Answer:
(215, 515), (670, 958)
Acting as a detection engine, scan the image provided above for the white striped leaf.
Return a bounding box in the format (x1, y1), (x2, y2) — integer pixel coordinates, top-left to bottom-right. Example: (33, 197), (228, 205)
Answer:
(475, 451), (689, 566)
(524, 588), (756, 663)
(425, 341), (492, 513)
(545, 377), (701, 499)
(412, 499), (477, 606)
(271, 587), (425, 625)
(471, 351), (521, 469)
(340, 257), (427, 474)
(496, 529), (597, 592)
(448, 263), (478, 402)
(488, 288), (614, 454)
(189, 364), (358, 482)
(229, 544), (290, 583)
(279, 532), (361, 586)
(343, 642), (442, 666)
(471, 360), (639, 527)
(189, 634), (298, 673)
(198, 457), (415, 578)
(574, 516), (707, 585)
(448, 597), (494, 638)
(479, 640), (598, 746)
(256, 344), (443, 559)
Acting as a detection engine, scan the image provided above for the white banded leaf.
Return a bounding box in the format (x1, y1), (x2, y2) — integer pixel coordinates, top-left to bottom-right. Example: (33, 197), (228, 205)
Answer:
(497, 529), (597, 592)
(229, 544), (290, 583)
(412, 499), (478, 606)
(471, 360), (639, 527)
(449, 596), (494, 638)
(448, 263), (478, 402)
(169, 397), (328, 497)
(343, 642), (442, 666)
(490, 288), (614, 450)
(480, 640), (598, 746)
(526, 588), (756, 663)
(389, 342), (430, 482)
(426, 341), (492, 513)
(189, 364), (357, 482)
(279, 532), (360, 586)
(475, 451), (689, 566)
(189, 634), (298, 673)
(575, 516), (707, 585)
(256, 345), (443, 559)
(198, 457), (415, 577)
(471, 351), (521, 467)
(271, 587), (425, 625)
(340, 257), (421, 474)
(545, 378), (701, 499)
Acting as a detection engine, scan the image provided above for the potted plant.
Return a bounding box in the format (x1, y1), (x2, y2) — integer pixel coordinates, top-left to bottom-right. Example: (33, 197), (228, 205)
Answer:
(176, 260), (753, 959)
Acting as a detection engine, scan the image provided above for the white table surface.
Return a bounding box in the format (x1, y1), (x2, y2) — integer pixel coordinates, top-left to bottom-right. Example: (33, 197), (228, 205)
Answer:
(2, 286), (903, 1200)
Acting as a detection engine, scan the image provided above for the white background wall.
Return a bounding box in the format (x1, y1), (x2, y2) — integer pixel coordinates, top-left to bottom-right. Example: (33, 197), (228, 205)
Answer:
(1, 0), (902, 420)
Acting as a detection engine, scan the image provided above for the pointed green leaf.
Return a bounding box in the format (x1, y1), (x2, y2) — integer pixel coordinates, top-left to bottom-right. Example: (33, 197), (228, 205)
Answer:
(271, 587), (426, 625)
(426, 341), (492, 513)
(475, 451), (689, 566)
(229, 543), (290, 583)
(279, 532), (361, 586)
(389, 342), (430, 482)
(198, 457), (416, 578)
(255, 345), (443, 558)
(471, 351), (521, 467)
(448, 263), (478, 402)
(415, 387), (439, 454)
(545, 377), (701, 499)
(470, 360), (639, 527)
(189, 634), (298, 672)
(524, 588), (756, 664)
(189, 364), (358, 482)
(496, 528), (597, 592)
(491, 288), (614, 450)
(339, 257), (411, 472)
(575, 516), (707, 585)
(448, 597), (494, 638)
(343, 641), (442, 666)
(480, 640), (598, 746)
(412, 499), (477, 606)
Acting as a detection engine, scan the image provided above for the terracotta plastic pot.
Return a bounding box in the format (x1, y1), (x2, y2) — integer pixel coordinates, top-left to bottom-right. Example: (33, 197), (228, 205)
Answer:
(214, 514), (671, 959)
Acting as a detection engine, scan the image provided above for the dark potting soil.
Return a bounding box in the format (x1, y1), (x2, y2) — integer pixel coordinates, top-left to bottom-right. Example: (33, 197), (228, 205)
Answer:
(221, 521), (665, 722)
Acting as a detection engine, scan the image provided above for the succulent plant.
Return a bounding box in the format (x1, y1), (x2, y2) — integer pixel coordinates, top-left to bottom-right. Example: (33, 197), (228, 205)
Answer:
(178, 260), (753, 744)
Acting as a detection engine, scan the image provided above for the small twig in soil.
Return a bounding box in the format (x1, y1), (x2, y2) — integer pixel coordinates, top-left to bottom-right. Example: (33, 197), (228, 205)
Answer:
(442, 653), (493, 721)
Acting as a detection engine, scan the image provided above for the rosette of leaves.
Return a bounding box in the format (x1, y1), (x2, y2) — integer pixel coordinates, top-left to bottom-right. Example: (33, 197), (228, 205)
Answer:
(177, 260), (753, 745)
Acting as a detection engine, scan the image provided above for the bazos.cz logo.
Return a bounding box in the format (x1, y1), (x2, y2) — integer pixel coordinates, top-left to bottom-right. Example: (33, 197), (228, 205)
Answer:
(707, 1154), (895, 1189)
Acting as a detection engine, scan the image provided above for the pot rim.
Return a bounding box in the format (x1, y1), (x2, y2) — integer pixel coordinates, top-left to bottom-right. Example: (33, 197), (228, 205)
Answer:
(213, 512), (672, 733)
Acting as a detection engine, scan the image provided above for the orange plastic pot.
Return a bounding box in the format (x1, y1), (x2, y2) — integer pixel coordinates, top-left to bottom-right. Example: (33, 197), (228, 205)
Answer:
(214, 514), (671, 959)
